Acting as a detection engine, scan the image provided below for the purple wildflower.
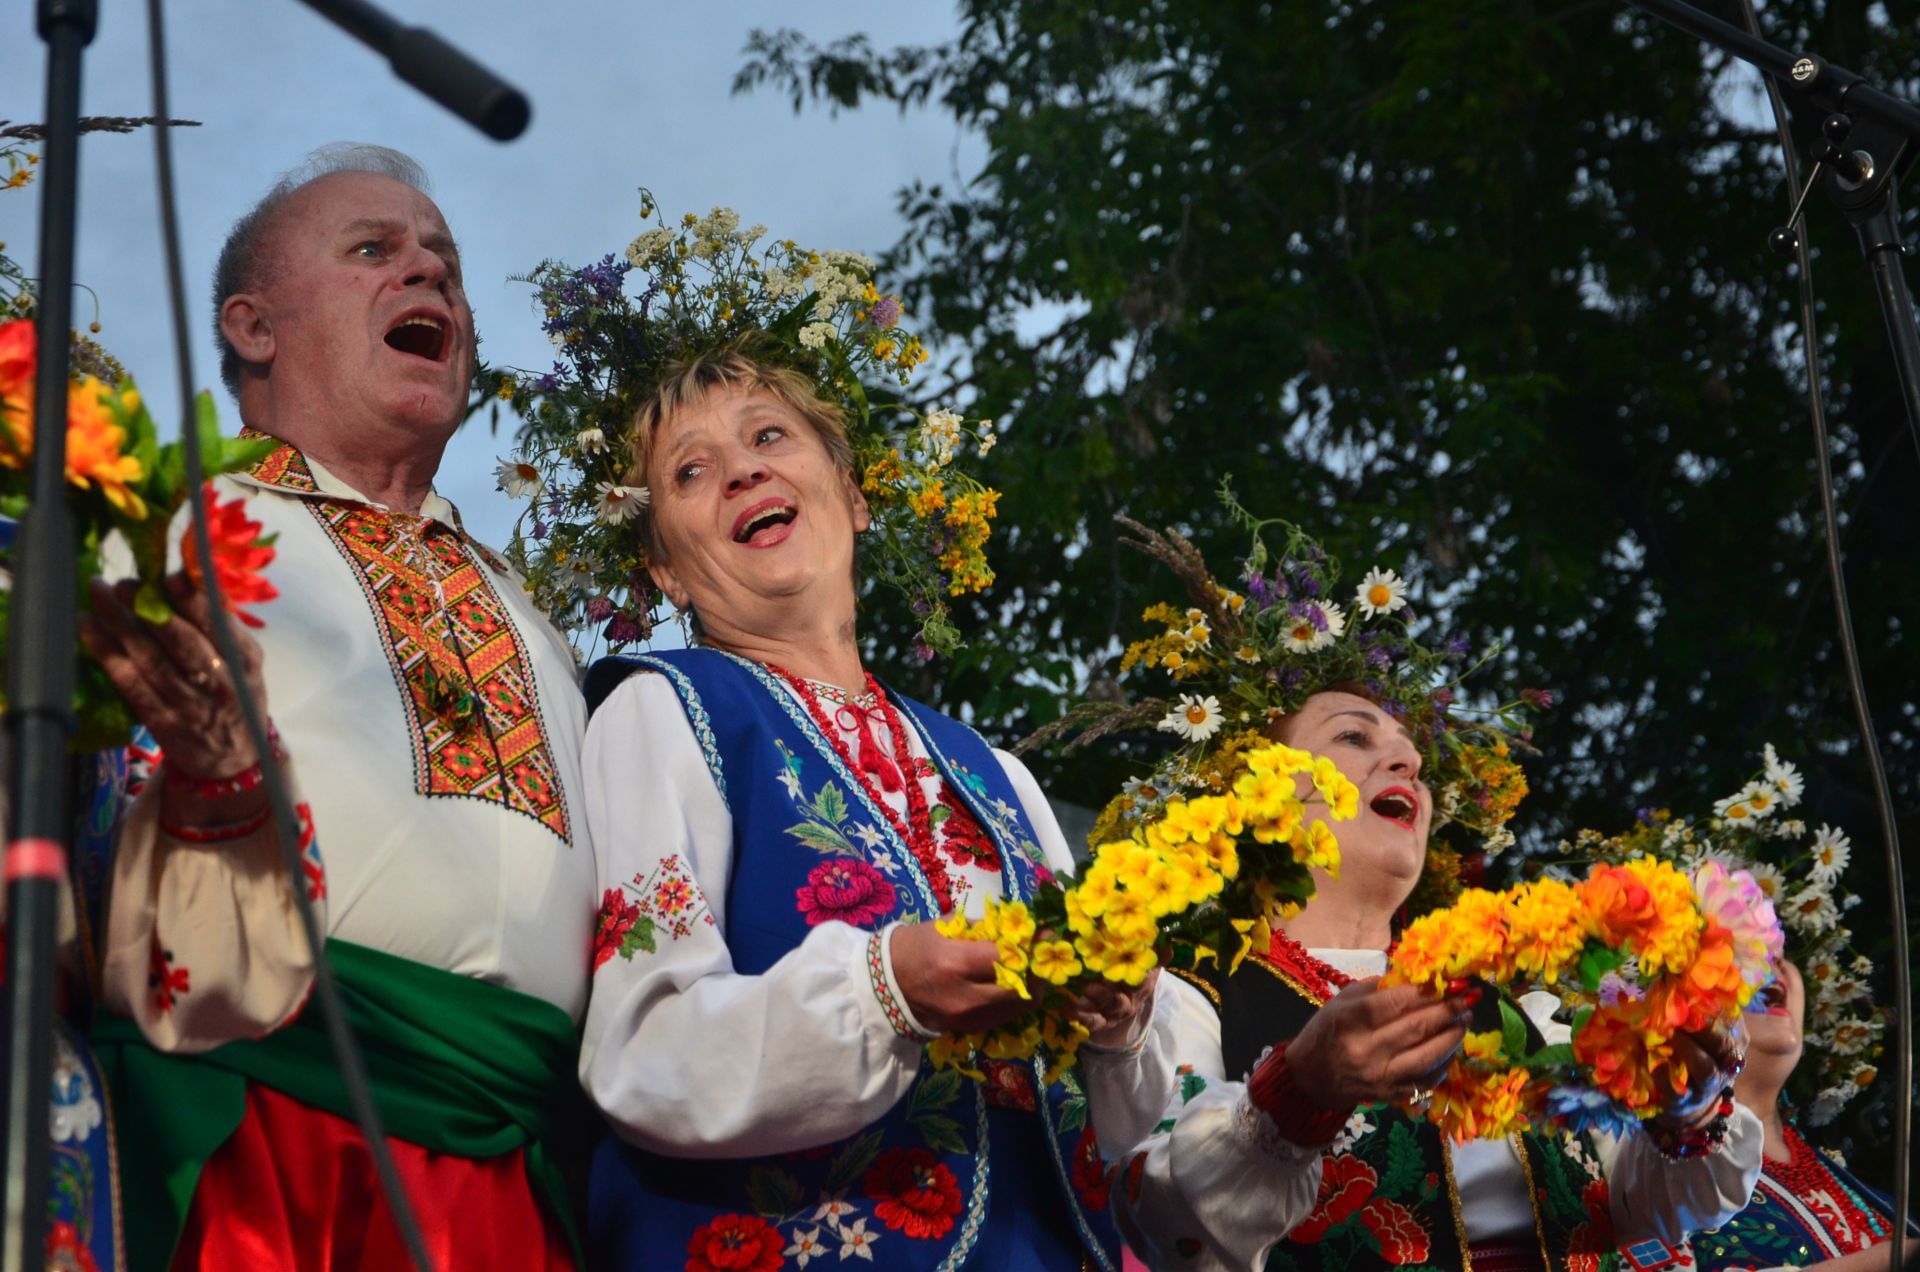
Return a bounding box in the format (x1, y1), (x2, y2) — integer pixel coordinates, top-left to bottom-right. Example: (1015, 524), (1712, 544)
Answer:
(1522, 688), (1556, 709)
(1444, 633), (1472, 657)
(530, 516), (549, 542)
(1431, 687), (1456, 708)
(605, 610), (645, 647)
(868, 295), (902, 329)
(585, 595), (616, 623)
(1280, 667), (1307, 690)
(912, 639), (937, 664)
(1364, 645), (1393, 671)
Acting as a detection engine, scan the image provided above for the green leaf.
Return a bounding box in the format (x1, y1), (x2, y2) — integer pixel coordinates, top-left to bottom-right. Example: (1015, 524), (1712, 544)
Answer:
(824, 1128), (886, 1194)
(746, 1166), (803, 1219)
(1057, 1095), (1088, 1134)
(928, 802), (952, 828)
(812, 781), (847, 825)
(1380, 1120), (1422, 1196)
(1524, 1043), (1576, 1069)
(1498, 997), (1530, 1065)
(911, 1114), (968, 1156)
(617, 916), (656, 959)
(132, 579), (173, 626)
(786, 821), (853, 855)
(908, 1069), (963, 1117)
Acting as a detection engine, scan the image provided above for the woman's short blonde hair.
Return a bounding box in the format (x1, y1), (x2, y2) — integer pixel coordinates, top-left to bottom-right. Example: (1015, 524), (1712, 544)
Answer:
(624, 349), (855, 555)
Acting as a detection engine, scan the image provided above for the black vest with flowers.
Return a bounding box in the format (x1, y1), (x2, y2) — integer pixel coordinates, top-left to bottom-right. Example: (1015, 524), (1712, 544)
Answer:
(586, 649), (1120, 1271)
(1174, 953), (1622, 1272)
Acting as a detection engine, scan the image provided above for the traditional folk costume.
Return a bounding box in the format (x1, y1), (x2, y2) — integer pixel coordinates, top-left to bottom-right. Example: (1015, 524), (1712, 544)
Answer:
(1686, 1124), (1914, 1272)
(92, 440), (594, 1271)
(580, 649), (1123, 1270)
(1081, 937), (1764, 1272)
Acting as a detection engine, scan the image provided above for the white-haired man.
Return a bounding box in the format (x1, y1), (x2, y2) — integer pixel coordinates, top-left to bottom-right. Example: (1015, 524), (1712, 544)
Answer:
(82, 144), (590, 1270)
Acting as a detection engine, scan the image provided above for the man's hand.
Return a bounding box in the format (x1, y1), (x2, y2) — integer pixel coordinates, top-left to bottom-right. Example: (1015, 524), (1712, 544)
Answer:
(80, 574), (272, 821)
(1652, 1017), (1749, 1127)
(1286, 979), (1475, 1108)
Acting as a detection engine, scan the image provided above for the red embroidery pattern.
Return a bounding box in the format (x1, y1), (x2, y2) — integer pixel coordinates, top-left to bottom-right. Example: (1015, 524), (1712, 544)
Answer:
(148, 937), (190, 1015)
(935, 787), (1000, 871)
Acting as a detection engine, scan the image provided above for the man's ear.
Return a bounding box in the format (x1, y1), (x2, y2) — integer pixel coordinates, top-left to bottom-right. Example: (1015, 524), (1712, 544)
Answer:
(846, 469), (871, 534)
(219, 294), (275, 370)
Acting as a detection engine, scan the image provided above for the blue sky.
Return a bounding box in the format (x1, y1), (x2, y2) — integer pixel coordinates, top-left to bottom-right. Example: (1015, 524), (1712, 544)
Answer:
(0, 1), (974, 547)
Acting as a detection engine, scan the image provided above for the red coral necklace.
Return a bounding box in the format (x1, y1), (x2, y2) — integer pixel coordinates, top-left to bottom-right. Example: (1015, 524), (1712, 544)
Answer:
(772, 665), (956, 913)
(1264, 925), (1357, 1004)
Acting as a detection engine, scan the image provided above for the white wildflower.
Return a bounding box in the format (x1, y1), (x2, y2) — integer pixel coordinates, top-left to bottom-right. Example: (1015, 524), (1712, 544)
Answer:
(1804, 1087), (1849, 1127)
(921, 409), (964, 467)
(576, 427), (609, 455)
(1783, 882), (1839, 935)
(1353, 566), (1408, 618)
(1157, 694), (1225, 743)
(594, 482), (650, 525)
(1763, 743), (1805, 807)
(625, 227), (675, 268)
(1807, 824), (1851, 884)
(797, 320), (836, 350)
(494, 456), (544, 498)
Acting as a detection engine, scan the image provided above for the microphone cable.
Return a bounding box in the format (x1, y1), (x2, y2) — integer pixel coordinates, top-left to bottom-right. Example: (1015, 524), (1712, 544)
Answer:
(1731, 0), (1912, 1259)
(141, 1), (435, 1266)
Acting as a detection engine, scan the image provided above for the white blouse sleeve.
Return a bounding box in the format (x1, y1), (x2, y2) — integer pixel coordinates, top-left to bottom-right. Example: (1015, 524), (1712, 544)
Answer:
(1516, 991), (1766, 1245)
(1081, 973), (1325, 1272)
(100, 761), (320, 1052)
(578, 671), (927, 1158)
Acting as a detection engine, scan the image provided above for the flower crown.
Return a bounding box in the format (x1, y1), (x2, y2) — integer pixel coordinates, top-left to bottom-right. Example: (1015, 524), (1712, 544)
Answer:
(1028, 483), (1543, 865)
(1570, 745), (1882, 1127)
(488, 193), (998, 658)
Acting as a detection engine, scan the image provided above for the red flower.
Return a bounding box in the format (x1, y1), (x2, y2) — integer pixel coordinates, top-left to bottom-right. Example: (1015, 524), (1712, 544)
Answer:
(181, 482), (278, 628)
(0, 319), (32, 464)
(1564, 1177), (1616, 1272)
(1358, 1197), (1430, 1264)
(1071, 1126), (1110, 1211)
(936, 790), (999, 870)
(442, 744), (489, 781)
(684, 1213), (784, 1272)
(795, 858), (896, 928)
(864, 1146), (963, 1239)
(593, 888), (641, 970)
(1291, 1154), (1377, 1243)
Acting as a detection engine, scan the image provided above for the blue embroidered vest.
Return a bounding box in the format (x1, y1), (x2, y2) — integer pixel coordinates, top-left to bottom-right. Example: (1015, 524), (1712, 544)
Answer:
(587, 649), (1120, 1271)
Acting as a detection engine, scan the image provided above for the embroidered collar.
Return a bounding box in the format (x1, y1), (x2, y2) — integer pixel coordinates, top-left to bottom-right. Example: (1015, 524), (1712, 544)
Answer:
(800, 677), (881, 711)
(233, 430), (511, 575)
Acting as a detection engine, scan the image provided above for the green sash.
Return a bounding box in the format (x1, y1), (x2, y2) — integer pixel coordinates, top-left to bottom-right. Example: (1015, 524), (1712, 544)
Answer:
(92, 940), (582, 1272)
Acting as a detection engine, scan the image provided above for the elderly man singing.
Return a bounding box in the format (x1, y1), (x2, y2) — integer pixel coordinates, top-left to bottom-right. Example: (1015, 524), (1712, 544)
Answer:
(80, 144), (591, 1270)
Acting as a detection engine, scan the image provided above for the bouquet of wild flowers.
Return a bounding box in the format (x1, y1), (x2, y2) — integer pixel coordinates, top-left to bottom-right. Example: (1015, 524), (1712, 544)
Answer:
(1574, 745), (1882, 1127)
(488, 193), (999, 659)
(930, 739), (1360, 1083)
(0, 318), (278, 749)
(1380, 854), (1782, 1143)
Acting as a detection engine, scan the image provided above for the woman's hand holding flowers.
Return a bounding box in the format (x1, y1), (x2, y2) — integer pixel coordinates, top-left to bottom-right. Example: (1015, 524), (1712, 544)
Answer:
(890, 920), (1037, 1036)
(1287, 979), (1478, 1109)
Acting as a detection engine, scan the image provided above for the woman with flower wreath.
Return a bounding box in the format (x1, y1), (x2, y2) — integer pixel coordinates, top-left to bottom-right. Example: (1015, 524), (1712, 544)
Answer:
(1686, 958), (1914, 1272)
(1047, 511), (1766, 1272)
(564, 341), (1139, 1266)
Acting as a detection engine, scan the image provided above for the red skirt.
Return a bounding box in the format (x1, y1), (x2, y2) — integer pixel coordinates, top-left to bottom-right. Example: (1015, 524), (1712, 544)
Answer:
(171, 1084), (575, 1271)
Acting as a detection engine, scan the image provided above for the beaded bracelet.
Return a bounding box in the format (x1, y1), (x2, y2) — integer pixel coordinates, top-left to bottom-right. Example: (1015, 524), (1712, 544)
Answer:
(162, 722), (284, 802)
(1247, 1041), (1354, 1148)
(1647, 1093), (1736, 1160)
(160, 804), (273, 844)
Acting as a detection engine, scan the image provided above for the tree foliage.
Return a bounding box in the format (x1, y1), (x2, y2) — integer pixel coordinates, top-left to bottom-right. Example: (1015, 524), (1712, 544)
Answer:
(739, 0), (1919, 1154)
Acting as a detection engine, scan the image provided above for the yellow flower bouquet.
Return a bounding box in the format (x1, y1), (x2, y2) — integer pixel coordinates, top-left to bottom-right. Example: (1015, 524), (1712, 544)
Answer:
(930, 740), (1359, 1083)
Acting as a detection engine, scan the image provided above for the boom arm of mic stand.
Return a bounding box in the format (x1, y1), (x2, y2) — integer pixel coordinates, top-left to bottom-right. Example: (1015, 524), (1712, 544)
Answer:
(296, 0), (531, 141)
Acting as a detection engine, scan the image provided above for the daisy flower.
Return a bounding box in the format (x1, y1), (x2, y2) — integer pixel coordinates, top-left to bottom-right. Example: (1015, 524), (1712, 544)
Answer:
(576, 427), (609, 455)
(1782, 883), (1839, 935)
(1354, 566), (1407, 618)
(1807, 824), (1851, 883)
(1763, 743), (1805, 807)
(1745, 860), (1786, 902)
(495, 456), (544, 498)
(1157, 694), (1225, 743)
(1280, 601), (1344, 653)
(594, 482), (650, 524)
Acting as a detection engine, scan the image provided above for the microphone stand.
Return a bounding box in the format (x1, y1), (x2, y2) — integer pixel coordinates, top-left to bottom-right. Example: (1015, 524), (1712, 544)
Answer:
(1627, 0), (1920, 456)
(2, 5), (94, 1272)
(1626, 5), (1917, 1271)
(1, 2), (526, 1269)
